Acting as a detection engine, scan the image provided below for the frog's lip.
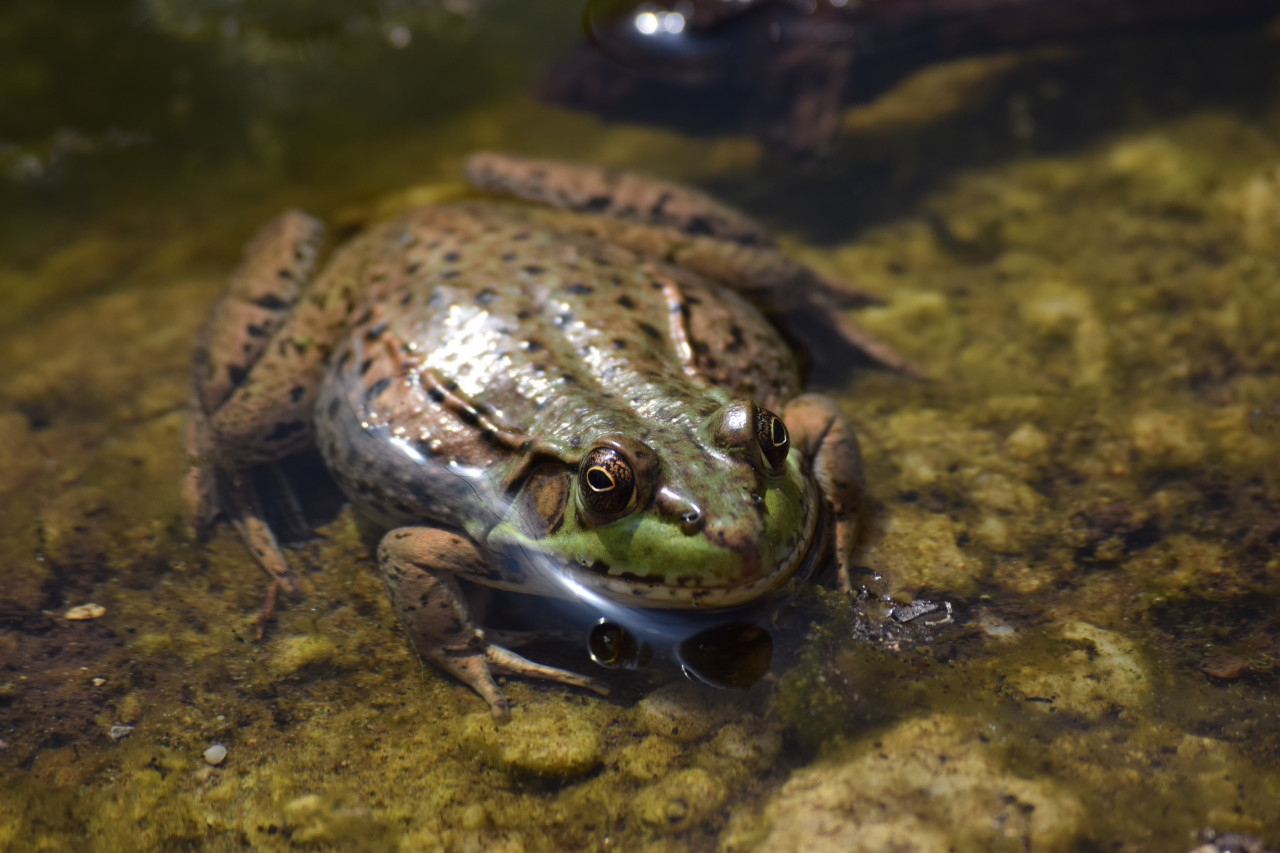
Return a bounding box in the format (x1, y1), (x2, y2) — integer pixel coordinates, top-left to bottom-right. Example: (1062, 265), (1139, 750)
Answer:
(561, 488), (826, 610)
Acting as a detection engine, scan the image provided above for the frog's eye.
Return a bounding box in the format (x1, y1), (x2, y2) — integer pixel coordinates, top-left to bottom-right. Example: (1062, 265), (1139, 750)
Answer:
(579, 446), (637, 518)
(755, 407), (790, 474)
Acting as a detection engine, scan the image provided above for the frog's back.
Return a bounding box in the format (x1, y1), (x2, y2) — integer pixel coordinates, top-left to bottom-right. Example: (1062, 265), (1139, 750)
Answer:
(314, 202), (801, 532)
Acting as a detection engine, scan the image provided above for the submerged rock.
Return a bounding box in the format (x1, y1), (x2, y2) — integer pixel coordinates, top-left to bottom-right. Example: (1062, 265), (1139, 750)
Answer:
(459, 701), (603, 778)
(724, 714), (1084, 853)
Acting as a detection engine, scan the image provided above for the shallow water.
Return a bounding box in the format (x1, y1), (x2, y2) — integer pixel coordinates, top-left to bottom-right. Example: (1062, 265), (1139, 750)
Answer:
(2, 2), (1279, 851)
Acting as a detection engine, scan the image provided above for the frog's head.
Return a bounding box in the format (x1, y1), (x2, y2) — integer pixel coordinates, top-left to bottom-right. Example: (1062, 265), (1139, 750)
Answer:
(495, 399), (821, 609)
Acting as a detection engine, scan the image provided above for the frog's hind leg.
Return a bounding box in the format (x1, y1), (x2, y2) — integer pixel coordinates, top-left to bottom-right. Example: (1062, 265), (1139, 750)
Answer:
(465, 152), (775, 247)
(186, 210), (327, 626)
(191, 210), (325, 421)
(463, 154), (917, 374)
(379, 526), (607, 719)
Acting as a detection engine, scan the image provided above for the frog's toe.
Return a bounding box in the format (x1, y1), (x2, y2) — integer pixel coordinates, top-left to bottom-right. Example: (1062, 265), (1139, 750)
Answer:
(485, 645), (610, 698)
(435, 648), (513, 719)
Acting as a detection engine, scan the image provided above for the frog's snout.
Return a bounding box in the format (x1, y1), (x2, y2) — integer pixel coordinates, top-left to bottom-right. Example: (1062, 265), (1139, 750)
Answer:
(655, 487), (705, 535)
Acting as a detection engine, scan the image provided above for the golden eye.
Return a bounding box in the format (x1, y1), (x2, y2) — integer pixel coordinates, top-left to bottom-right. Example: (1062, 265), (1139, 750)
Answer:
(755, 407), (789, 473)
(579, 446), (637, 518)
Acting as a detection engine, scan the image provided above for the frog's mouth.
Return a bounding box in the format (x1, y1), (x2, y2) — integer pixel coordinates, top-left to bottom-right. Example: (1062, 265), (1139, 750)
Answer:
(561, 484), (827, 610)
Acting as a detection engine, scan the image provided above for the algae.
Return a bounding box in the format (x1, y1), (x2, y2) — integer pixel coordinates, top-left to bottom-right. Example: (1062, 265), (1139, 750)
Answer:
(2, 5), (1280, 852)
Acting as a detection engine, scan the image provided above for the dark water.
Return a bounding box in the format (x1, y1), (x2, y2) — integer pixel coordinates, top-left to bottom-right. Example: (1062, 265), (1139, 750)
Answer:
(2, 2), (1279, 851)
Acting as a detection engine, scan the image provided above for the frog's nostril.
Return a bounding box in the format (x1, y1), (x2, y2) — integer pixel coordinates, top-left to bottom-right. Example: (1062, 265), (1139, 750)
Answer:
(679, 508), (703, 534)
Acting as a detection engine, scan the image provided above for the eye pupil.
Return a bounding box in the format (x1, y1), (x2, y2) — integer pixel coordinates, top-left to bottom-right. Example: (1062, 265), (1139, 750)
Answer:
(755, 407), (790, 472)
(770, 417), (787, 447)
(586, 467), (615, 491)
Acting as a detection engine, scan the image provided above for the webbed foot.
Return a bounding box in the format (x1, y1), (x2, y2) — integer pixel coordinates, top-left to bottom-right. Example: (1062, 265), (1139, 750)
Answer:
(379, 526), (606, 719)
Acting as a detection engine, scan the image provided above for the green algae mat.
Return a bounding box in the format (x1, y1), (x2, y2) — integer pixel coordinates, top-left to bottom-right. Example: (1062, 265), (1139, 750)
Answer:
(1, 3), (1278, 851)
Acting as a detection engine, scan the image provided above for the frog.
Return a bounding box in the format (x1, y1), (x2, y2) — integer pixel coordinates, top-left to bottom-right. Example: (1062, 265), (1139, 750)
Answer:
(185, 153), (907, 718)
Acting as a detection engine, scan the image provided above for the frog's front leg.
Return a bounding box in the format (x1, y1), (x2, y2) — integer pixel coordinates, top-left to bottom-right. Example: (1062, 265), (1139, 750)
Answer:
(783, 393), (866, 593)
(378, 526), (607, 719)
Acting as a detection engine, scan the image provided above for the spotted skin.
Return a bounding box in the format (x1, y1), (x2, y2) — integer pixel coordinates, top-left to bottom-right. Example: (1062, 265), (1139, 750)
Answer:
(187, 153), (891, 718)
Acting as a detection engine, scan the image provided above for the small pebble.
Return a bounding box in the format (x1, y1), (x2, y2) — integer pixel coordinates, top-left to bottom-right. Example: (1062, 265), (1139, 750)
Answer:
(91, 677), (106, 687)
(203, 743), (228, 765)
(108, 724), (134, 740)
(64, 603), (106, 621)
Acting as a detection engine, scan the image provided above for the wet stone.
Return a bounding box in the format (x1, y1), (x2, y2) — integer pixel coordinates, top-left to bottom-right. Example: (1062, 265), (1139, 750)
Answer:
(459, 702), (603, 778)
(724, 714), (1084, 853)
(634, 767), (727, 834)
(1008, 621), (1152, 720)
(635, 681), (733, 743)
(267, 633), (338, 679)
(616, 734), (683, 782)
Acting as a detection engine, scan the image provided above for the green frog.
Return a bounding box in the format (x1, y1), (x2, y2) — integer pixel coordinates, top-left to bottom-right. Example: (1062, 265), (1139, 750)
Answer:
(186, 153), (903, 718)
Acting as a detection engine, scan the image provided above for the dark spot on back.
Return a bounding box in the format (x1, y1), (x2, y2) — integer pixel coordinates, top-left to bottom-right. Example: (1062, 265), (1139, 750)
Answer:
(366, 377), (391, 401)
(359, 358), (374, 375)
(253, 294), (287, 310)
(290, 385), (306, 403)
(365, 322), (388, 341)
(612, 338), (627, 349)
(475, 288), (499, 305)
(617, 295), (635, 309)
(265, 419), (306, 442)
(525, 339), (544, 352)
(565, 282), (593, 296)
(406, 262), (421, 274)
(685, 215), (715, 236)
(583, 194), (612, 211)
(246, 323), (267, 338)
(523, 265), (546, 276)
(228, 365), (248, 387)
(639, 322), (662, 341)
